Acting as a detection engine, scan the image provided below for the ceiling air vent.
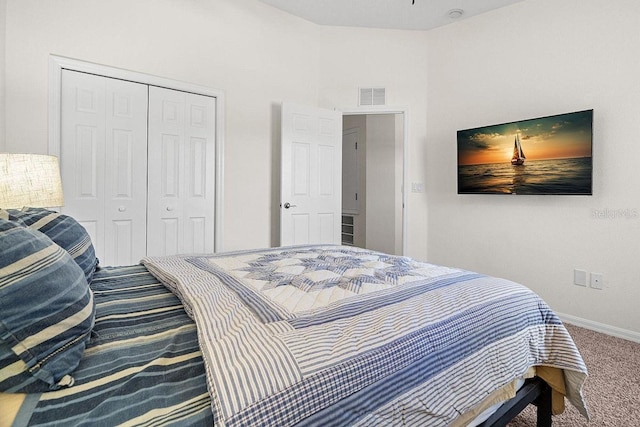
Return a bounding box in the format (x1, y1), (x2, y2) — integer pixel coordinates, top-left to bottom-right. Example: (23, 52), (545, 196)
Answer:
(359, 87), (386, 106)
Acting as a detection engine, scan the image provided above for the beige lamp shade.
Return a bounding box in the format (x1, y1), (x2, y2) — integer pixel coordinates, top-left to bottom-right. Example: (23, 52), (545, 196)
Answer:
(0, 153), (64, 209)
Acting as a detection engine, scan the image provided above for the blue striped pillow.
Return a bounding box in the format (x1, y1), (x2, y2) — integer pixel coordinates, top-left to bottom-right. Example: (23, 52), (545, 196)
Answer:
(2, 208), (99, 284)
(0, 219), (95, 392)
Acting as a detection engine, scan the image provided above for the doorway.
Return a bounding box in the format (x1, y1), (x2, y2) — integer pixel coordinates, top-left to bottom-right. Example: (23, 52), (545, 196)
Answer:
(341, 112), (406, 255)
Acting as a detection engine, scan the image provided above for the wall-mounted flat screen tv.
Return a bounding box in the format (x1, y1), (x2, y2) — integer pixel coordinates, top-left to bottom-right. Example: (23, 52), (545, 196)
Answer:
(457, 109), (593, 195)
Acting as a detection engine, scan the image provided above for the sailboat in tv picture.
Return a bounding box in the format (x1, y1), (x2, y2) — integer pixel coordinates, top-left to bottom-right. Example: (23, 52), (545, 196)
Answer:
(511, 134), (526, 165)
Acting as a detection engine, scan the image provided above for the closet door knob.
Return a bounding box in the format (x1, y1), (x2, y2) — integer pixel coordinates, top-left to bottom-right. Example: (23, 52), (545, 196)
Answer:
(118, 206), (126, 212)
(166, 206), (174, 211)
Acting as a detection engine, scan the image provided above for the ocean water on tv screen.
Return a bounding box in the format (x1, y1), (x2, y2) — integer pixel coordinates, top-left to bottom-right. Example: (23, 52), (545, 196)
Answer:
(458, 157), (592, 195)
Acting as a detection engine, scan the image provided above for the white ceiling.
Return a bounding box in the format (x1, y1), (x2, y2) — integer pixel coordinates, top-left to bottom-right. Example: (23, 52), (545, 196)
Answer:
(257, 0), (526, 31)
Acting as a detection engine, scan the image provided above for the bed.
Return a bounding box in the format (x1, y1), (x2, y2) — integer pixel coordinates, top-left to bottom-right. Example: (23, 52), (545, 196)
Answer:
(0, 210), (588, 426)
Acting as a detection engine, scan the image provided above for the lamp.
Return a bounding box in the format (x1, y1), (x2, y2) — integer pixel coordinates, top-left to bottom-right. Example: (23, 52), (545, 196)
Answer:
(0, 153), (64, 209)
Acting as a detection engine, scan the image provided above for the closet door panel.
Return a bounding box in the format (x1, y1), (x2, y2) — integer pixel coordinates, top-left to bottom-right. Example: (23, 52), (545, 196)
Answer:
(183, 92), (216, 254)
(148, 88), (184, 256)
(104, 78), (149, 265)
(161, 218), (180, 256)
(147, 87), (216, 256)
(61, 70), (148, 266)
(61, 71), (106, 259)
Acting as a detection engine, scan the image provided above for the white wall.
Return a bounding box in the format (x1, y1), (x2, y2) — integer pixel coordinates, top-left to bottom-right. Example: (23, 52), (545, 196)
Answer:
(426, 0), (640, 336)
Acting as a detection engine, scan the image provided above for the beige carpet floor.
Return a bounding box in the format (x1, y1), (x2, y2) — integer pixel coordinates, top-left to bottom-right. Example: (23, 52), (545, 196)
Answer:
(508, 323), (640, 426)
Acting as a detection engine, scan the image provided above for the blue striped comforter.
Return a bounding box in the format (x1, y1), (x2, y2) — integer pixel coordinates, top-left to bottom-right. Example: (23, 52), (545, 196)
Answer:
(13, 265), (212, 426)
(143, 245), (588, 427)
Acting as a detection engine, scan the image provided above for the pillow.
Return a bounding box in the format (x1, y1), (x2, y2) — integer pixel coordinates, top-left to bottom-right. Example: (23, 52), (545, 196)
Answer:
(0, 219), (95, 392)
(0, 210), (25, 226)
(2, 208), (98, 284)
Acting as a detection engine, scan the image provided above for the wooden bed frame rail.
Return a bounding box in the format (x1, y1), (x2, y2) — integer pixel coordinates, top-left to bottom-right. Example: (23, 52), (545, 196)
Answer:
(478, 377), (552, 427)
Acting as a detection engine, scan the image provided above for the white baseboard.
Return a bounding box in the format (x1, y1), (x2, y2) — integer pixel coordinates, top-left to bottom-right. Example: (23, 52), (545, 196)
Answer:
(556, 312), (640, 343)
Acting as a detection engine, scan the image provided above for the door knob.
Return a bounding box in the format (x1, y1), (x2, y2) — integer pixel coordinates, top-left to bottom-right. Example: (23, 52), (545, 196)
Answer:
(283, 202), (297, 209)
(118, 206), (126, 212)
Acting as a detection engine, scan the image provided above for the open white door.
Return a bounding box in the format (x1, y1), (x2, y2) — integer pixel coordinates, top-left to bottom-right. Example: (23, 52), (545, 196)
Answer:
(280, 103), (342, 246)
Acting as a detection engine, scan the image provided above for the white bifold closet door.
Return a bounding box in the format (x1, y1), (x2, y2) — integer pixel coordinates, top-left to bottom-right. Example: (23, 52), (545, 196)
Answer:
(60, 70), (216, 266)
(61, 70), (148, 266)
(147, 86), (216, 257)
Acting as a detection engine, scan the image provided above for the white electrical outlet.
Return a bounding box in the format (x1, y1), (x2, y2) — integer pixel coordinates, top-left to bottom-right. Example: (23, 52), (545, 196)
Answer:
(573, 269), (587, 287)
(590, 273), (603, 290)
